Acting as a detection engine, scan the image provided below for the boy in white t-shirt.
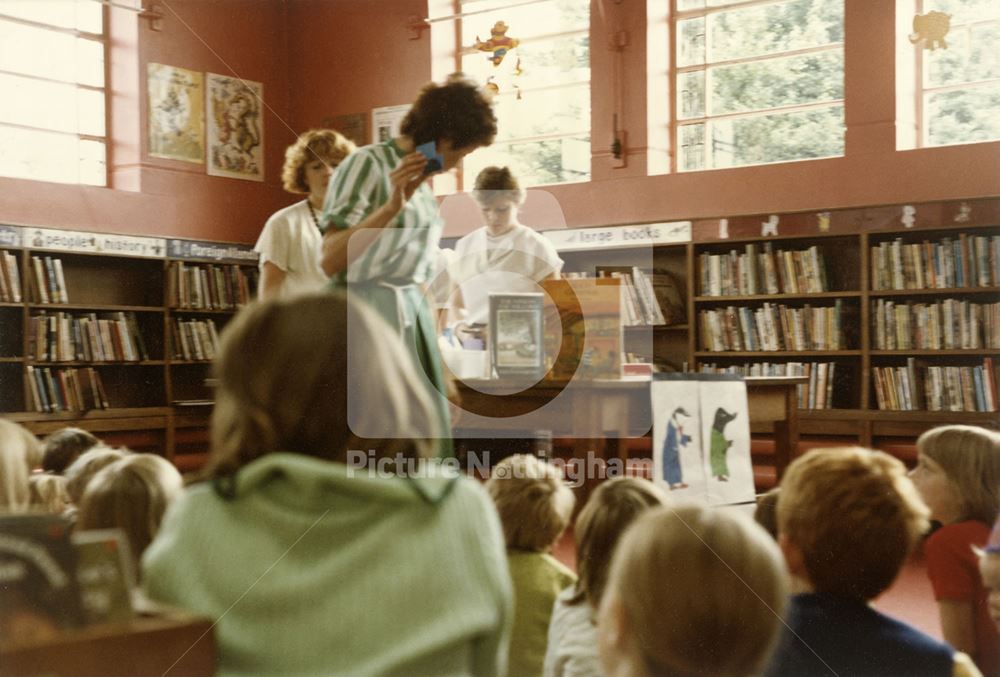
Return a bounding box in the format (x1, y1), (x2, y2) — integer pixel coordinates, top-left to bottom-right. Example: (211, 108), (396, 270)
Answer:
(451, 166), (563, 328)
(255, 129), (354, 300)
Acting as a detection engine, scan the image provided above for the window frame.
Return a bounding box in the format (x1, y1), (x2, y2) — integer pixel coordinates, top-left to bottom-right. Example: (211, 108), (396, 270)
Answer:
(670, 0), (846, 173)
(455, 0), (592, 188)
(0, 2), (110, 187)
(913, 0), (1000, 148)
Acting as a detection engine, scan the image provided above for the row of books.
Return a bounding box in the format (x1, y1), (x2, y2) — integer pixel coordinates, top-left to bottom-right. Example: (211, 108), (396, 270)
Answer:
(872, 358), (997, 412)
(698, 243), (829, 296)
(168, 261), (257, 310)
(27, 365), (110, 413)
(28, 311), (150, 362)
(0, 250), (22, 302)
(172, 318), (220, 361)
(872, 299), (1000, 350)
(699, 301), (846, 352)
(28, 255), (69, 304)
(870, 235), (1000, 291)
(596, 266), (667, 326)
(698, 361), (838, 410)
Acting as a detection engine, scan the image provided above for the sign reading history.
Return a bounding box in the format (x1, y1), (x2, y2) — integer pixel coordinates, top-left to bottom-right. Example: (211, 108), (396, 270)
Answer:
(25, 228), (166, 258)
(543, 221), (691, 252)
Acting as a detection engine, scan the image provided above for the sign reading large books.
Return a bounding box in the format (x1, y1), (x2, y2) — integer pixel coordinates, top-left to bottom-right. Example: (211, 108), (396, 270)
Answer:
(652, 373), (755, 505)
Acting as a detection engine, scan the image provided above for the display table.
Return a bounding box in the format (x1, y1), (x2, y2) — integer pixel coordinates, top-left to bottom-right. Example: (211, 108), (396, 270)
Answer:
(453, 375), (805, 480)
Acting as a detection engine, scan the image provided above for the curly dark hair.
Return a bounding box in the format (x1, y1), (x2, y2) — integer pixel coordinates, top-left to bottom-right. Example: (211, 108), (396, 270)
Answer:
(400, 74), (497, 150)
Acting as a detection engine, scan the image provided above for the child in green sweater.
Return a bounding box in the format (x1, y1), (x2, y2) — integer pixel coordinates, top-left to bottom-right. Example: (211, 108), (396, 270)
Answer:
(487, 454), (577, 677)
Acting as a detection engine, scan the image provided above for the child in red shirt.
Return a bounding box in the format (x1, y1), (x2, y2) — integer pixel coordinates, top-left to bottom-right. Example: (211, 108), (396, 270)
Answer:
(912, 425), (1000, 677)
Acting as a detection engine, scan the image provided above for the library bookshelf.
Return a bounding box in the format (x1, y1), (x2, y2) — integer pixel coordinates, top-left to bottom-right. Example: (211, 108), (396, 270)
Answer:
(0, 225), (257, 465)
(551, 196), (1000, 449)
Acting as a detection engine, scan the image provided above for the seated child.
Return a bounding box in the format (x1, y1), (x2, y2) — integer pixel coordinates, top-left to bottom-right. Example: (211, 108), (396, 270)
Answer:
(0, 419), (41, 511)
(41, 427), (100, 475)
(978, 517), (1000, 635)
(754, 486), (780, 540)
(64, 446), (129, 506)
(911, 425), (1000, 676)
(77, 454), (184, 576)
(28, 473), (71, 513)
(487, 454), (576, 677)
(544, 477), (668, 677)
(767, 447), (982, 677)
(143, 293), (512, 676)
(598, 503), (787, 677)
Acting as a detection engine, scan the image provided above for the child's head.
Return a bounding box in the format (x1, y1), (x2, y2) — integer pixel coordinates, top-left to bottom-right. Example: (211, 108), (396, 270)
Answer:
(64, 446), (130, 505)
(206, 293), (440, 480)
(486, 454), (575, 551)
(0, 419), (41, 512)
(779, 447), (929, 601)
(979, 517), (1000, 634)
(41, 427), (100, 475)
(754, 487), (780, 540)
(28, 473), (71, 513)
(571, 477), (668, 608)
(77, 454), (184, 572)
(913, 425), (1000, 525)
(598, 504), (787, 677)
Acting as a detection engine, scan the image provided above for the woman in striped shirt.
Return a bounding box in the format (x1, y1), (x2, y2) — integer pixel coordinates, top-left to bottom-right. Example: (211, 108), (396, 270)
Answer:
(320, 75), (497, 456)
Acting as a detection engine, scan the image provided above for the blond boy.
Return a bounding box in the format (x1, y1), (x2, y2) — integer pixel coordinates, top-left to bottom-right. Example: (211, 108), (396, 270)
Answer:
(487, 454), (576, 677)
(766, 447), (982, 677)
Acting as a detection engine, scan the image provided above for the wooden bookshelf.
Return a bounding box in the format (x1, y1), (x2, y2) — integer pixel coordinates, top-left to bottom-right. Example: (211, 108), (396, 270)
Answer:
(0, 225), (258, 462)
(552, 196), (1000, 446)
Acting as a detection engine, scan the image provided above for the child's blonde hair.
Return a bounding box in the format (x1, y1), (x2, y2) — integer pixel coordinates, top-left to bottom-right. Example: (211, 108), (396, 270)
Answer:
(77, 454), (183, 573)
(0, 419), (41, 512)
(64, 446), (130, 504)
(486, 454), (575, 551)
(28, 473), (71, 513)
(606, 504), (787, 676)
(205, 293), (440, 481)
(917, 425), (1000, 525)
(779, 447), (929, 601)
(569, 477), (668, 608)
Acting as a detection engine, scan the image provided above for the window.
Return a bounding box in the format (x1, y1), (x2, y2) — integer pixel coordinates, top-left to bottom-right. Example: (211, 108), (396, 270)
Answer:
(0, 0), (107, 186)
(458, 0), (590, 187)
(916, 0), (1000, 147)
(673, 0), (844, 171)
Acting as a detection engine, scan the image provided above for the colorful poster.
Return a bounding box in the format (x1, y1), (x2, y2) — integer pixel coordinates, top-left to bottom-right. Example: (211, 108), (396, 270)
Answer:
(206, 73), (264, 181)
(652, 373), (754, 505)
(147, 63), (204, 163)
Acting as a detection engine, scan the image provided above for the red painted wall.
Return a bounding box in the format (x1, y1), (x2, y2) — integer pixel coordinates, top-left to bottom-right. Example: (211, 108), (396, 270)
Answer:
(286, 0), (1000, 238)
(0, 0), (295, 244)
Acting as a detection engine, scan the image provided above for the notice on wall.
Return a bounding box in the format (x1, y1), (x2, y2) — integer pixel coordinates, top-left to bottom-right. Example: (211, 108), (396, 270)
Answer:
(371, 104), (410, 144)
(26, 228), (166, 258)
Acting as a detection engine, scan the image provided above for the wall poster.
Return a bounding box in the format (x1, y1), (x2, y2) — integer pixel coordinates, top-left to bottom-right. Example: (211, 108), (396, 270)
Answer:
(147, 63), (204, 163)
(206, 73), (264, 181)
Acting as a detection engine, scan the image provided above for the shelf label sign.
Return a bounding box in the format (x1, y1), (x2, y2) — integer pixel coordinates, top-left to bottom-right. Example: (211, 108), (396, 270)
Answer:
(543, 221), (691, 252)
(0, 224), (22, 247)
(25, 228), (166, 258)
(168, 239), (258, 263)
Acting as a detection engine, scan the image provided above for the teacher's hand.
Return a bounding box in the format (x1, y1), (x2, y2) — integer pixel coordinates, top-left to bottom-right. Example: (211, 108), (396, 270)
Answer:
(387, 152), (429, 215)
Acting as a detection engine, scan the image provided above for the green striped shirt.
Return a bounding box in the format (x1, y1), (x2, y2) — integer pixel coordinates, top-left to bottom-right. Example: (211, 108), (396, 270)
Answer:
(321, 139), (441, 285)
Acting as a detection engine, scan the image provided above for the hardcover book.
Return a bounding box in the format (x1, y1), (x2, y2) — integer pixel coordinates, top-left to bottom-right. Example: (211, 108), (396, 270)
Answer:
(490, 292), (545, 379)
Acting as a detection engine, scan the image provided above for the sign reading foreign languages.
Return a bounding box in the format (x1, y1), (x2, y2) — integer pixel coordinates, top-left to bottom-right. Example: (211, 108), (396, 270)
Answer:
(25, 228), (166, 258)
(0, 225), (22, 247)
(543, 222), (692, 252)
(168, 239), (258, 263)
